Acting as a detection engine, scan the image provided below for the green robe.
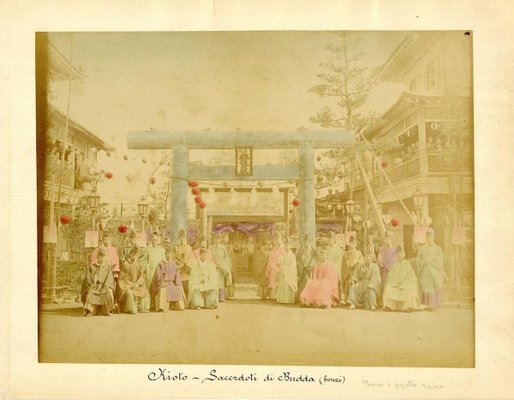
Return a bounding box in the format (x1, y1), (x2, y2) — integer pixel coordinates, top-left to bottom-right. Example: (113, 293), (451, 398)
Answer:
(416, 243), (444, 293)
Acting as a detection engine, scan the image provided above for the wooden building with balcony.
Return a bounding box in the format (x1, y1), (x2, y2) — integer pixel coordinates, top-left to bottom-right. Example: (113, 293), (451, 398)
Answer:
(353, 32), (473, 297)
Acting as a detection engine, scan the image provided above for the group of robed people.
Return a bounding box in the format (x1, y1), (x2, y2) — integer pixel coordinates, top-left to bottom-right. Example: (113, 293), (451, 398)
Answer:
(254, 227), (445, 311)
(81, 225), (444, 315)
(81, 229), (237, 316)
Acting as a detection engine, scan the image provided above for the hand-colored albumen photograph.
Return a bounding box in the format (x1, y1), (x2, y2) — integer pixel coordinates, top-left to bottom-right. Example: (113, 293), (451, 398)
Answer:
(36, 31), (474, 367)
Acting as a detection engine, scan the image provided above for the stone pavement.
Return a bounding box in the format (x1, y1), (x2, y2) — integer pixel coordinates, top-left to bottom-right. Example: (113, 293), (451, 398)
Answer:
(39, 283), (474, 367)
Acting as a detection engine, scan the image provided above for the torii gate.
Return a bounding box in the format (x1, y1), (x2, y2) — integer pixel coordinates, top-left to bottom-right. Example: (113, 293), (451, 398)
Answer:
(127, 130), (354, 244)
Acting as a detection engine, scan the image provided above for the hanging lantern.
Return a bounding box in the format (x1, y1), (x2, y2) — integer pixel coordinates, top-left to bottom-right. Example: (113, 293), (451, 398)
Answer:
(292, 198), (300, 207)
(381, 160), (388, 168)
(316, 155), (322, 162)
(191, 187), (201, 195)
(105, 172), (113, 179)
(149, 176), (156, 184)
(60, 215), (72, 224)
(391, 217), (400, 227)
(188, 180), (199, 188)
(194, 196), (202, 204)
(199, 201), (207, 209)
(142, 158), (147, 164)
(123, 155), (128, 160)
(118, 224), (128, 233)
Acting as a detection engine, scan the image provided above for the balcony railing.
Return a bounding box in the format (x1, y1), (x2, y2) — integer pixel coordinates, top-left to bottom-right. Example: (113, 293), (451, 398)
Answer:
(355, 152), (472, 192)
(427, 153), (472, 174)
(368, 156), (421, 190)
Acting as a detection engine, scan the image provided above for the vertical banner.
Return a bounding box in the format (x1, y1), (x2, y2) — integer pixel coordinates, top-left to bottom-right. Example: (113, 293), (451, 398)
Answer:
(135, 232), (147, 247)
(451, 226), (466, 245)
(84, 231), (99, 248)
(413, 226), (428, 243)
(43, 225), (57, 243)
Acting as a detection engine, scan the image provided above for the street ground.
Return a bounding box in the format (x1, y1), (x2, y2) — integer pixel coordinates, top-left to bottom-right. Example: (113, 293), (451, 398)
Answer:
(39, 283), (474, 367)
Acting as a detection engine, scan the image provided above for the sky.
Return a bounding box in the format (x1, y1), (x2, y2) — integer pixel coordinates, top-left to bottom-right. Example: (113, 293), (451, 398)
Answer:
(47, 31), (406, 206)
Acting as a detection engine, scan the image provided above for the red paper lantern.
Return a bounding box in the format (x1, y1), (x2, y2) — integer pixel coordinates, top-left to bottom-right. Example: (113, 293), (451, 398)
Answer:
(199, 201), (207, 209)
(194, 196), (202, 204)
(391, 218), (400, 227)
(189, 180), (199, 188)
(381, 160), (388, 168)
(292, 198), (300, 207)
(105, 172), (113, 179)
(118, 224), (128, 233)
(191, 187), (201, 195)
(149, 176), (156, 184)
(60, 215), (72, 224)
(123, 155), (128, 160)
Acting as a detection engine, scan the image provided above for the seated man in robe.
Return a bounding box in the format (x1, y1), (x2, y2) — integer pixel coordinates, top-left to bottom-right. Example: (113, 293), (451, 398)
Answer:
(383, 246), (420, 312)
(117, 247), (150, 314)
(81, 248), (116, 316)
(150, 246), (185, 311)
(348, 254), (382, 310)
(188, 246), (219, 310)
(300, 247), (339, 308)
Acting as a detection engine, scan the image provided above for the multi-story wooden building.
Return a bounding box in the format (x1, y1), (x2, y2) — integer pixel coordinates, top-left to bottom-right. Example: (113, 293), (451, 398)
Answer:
(353, 32), (473, 295)
(38, 35), (113, 299)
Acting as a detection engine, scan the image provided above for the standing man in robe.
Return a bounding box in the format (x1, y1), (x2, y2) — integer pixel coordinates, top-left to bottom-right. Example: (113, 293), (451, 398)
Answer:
(326, 232), (344, 299)
(416, 227), (444, 310)
(341, 236), (364, 306)
(275, 240), (298, 304)
(150, 246), (184, 311)
(377, 232), (397, 303)
(266, 234), (286, 300)
(188, 246), (219, 310)
(174, 229), (194, 302)
(143, 232), (166, 283)
(223, 234), (236, 298)
(211, 234), (232, 302)
(296, 235), (316, 303)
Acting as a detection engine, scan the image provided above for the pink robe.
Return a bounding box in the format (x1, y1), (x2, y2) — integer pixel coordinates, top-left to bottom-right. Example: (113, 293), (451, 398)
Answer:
(265, 246), (286, 290)
(300, 261), (339, 307)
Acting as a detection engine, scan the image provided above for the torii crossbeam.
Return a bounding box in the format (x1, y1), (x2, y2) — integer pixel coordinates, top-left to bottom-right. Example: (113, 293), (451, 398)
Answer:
(127, 129), (354, 243)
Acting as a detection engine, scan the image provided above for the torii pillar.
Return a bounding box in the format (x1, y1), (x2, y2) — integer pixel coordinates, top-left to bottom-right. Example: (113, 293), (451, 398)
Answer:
(170, 144), (189, 244)
(299, 142), (315, 245)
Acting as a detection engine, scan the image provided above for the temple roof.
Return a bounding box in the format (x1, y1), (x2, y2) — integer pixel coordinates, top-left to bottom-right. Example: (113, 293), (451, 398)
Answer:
(374, 32), (442, 82)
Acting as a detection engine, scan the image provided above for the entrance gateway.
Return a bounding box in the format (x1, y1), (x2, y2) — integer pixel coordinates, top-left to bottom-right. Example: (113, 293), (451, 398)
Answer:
(127, 130), (354, 244)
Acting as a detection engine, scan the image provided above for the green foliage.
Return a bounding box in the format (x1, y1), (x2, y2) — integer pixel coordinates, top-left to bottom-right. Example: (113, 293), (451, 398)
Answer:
(310, 33), (380, 190)
(309, 33), (377, 136)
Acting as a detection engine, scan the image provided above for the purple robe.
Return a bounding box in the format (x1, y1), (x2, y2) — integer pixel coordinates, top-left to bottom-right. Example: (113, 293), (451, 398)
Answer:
(378, 246), (397, 289)
(150, 260), (183, 302)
